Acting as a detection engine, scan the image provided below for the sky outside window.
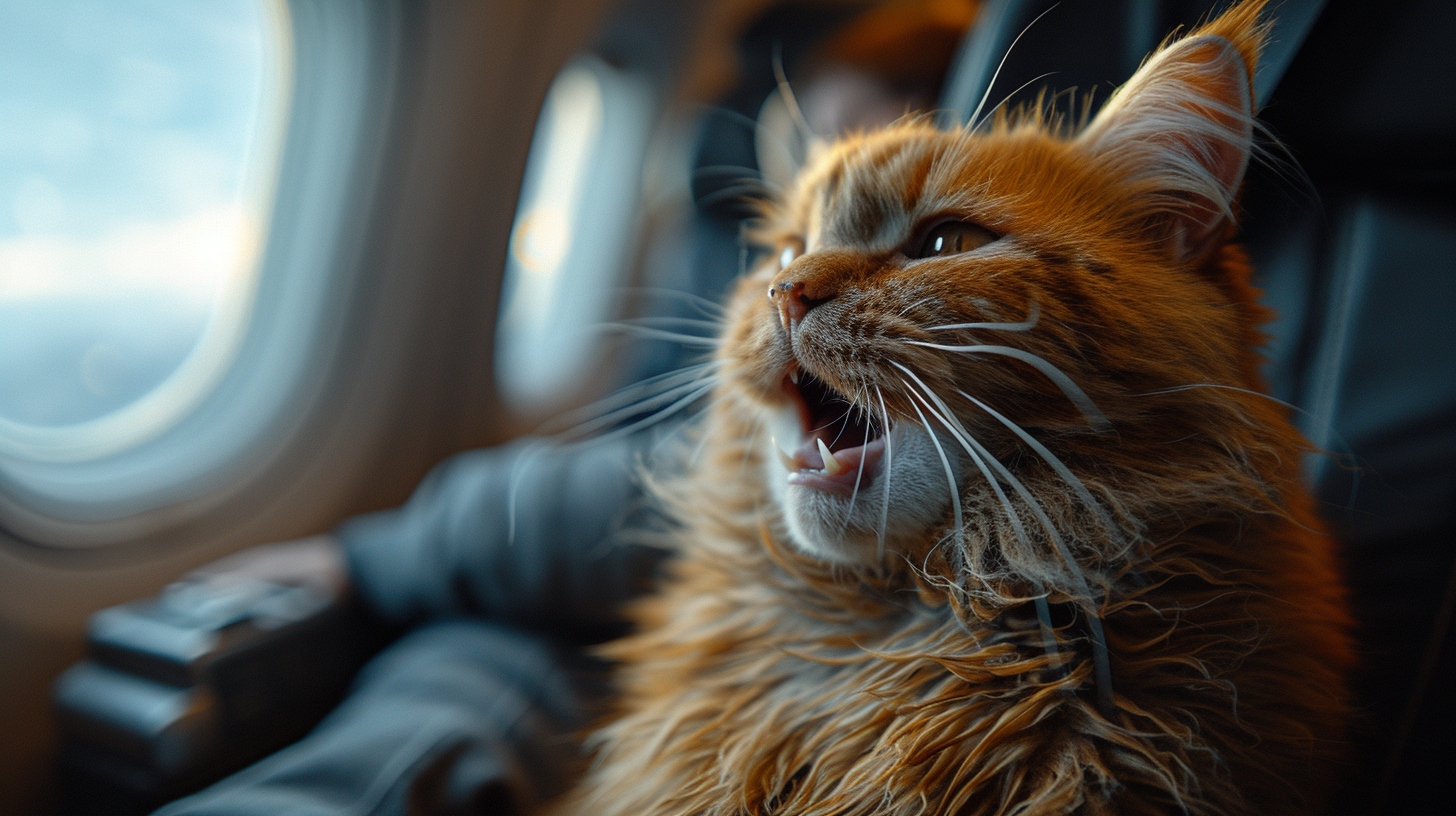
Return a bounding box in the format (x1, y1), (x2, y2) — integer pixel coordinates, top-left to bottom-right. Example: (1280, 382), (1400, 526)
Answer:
(0, 0), (288, 440)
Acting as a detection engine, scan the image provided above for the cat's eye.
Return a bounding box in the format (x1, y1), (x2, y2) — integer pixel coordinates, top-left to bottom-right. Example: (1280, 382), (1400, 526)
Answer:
(910, 220), (998, 259)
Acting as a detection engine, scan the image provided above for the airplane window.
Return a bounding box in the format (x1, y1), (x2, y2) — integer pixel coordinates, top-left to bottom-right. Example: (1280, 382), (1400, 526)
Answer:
(0, 0), (291, 463)
(495, 55), (655, 414)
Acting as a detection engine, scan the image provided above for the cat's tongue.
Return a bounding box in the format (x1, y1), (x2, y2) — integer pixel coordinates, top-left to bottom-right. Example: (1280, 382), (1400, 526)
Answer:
(777, 435), (887, 495)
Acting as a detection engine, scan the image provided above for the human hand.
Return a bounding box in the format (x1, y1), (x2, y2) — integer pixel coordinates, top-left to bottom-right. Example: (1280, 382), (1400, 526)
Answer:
(187, 534), (350, 598)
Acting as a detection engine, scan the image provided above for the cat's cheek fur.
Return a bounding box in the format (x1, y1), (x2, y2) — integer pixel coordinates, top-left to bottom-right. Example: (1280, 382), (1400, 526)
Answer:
(763, 419), (965, 565)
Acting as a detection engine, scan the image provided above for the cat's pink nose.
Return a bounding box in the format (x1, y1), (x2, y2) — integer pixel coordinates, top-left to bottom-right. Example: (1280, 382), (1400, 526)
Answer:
(768, 279), (832, 334)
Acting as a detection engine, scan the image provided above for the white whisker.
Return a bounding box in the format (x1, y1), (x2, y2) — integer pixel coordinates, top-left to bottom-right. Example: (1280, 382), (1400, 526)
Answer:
(615, 316), (725, 333)
(821, 403), (857, 447)
(841, 379), (871, 538)
(505, 439), (549, 545)
(693, 102), (798, 171)
(966, 3), (1061, 128)
(898, 296), (937, 317)
(958, 389), (1123, 548)
(615, 286), (726, 319)
(510, 362), (722, 544)
(902, 379), (1065, 667)
(599, 324), (719, 348)
(927, 300), (1040, 332)
(1135, 382), (1298, 411)
(903, 340), (1110, 431)
(897, 374), (1029, 547)
(904, 389), (965, 555)
(875, 387), (895, 560)
(970, 71), (1059, 135)
(571, 382), (717, 447)
(772, 42), (817, 147)
(544, 362), (723, 438)
(894, 362), (1113, 710)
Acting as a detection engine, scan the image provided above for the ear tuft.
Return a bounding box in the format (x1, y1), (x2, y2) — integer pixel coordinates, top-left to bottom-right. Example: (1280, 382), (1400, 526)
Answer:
(1077, 1), (1268, 265)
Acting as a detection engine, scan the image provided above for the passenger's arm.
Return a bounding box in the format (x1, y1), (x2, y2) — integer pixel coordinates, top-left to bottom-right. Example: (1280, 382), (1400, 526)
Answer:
(336, 437), (670, 642)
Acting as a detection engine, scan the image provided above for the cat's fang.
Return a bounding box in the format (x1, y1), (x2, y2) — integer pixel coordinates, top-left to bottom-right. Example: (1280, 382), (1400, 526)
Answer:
(783, 435), (887, 495)
(772, 436), (799, 472)
(817, 438), (847, 476)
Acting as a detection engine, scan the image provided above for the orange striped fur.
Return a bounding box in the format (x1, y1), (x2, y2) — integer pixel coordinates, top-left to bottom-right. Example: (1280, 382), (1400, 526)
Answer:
(552, 3), (1351, 813)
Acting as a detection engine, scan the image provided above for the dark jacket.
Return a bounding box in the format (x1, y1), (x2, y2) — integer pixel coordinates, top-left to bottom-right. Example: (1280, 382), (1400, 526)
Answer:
(155, 439), (668, 816)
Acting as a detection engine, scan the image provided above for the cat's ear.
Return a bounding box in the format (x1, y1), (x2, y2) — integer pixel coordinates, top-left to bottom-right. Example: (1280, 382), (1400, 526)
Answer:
(1076, 5), (1266, 265)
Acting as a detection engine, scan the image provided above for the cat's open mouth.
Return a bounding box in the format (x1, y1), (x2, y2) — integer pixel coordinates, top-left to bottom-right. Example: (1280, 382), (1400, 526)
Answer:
(772, 370), (888, 494)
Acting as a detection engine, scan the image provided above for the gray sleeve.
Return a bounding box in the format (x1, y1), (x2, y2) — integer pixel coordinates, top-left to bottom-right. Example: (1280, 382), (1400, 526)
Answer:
(336, 437), (671, 642)
(152, 620), (603, 816)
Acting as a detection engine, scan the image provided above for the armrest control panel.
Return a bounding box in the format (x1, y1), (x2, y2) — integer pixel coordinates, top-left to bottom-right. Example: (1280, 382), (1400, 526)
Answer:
(54, 578), (375, 814)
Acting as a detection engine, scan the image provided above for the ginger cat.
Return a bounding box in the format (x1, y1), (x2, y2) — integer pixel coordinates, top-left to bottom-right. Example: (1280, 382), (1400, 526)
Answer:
(558, 2), (1351, 812)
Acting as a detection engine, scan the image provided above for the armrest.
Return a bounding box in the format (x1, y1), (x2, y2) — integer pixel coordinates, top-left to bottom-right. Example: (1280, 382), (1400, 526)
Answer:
(54, 575), (379, 815)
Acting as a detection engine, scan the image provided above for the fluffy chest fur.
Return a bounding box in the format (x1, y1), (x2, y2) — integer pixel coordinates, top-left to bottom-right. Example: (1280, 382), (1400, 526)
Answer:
(566, 420), (1346, 815)
(553, 2), (1351, 814)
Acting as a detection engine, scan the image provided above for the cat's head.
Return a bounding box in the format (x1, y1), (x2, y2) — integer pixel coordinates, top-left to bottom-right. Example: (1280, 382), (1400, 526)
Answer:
(712, 2), (1279, 593)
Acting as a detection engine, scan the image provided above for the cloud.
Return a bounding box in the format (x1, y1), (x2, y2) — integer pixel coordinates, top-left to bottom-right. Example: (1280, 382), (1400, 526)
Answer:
(0, 203), (262, 310)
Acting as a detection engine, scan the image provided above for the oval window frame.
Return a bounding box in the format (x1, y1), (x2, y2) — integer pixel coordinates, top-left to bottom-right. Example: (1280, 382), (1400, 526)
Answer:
(0, 0), (411, 546)
(0, 0), (295, 464)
